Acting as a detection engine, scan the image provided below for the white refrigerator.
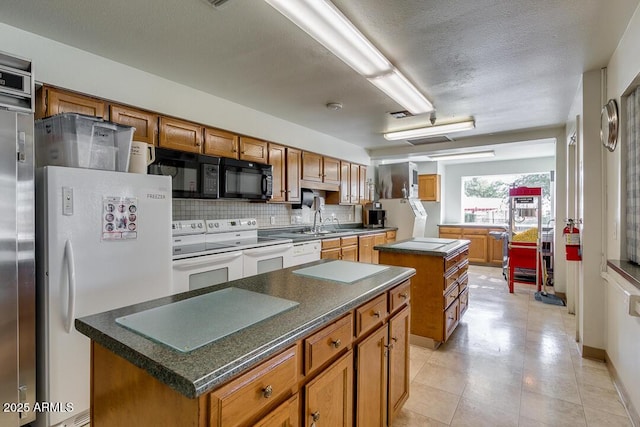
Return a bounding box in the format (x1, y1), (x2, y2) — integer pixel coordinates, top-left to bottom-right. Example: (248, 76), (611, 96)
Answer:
(35, 167), (174, 427)
(382, 198), (428, 241)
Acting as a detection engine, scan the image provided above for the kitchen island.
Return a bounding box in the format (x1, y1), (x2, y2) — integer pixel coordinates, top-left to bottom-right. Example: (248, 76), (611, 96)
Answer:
(375, 237), (470, 349)
(76, 259), (415, 426)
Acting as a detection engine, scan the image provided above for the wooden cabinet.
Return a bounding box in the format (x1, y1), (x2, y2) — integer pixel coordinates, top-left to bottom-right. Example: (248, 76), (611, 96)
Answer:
(354, 283), (410, 427)
(418, 174), (441, 202)
(304, 351), (353, 427)
(269, 143), (287, 203)
(385, 230), (397, 243)
(159, 116), (203, 153)
(239, 136), (268, 163)
(327, 161), (360, 205)
(359, 233), (386, 264)
(301, 152), (340, 187)
(438, 226), (504, 266)
(358, 165), (368, 204)
(388, 306), (410, 425)
(321, 236), (357, 261)
(36, 86), (106, 119)
(286, 148), (302, 203)
(378, 244), (469, 347)
(355, 325), (387, 427)
(204, 127), (239, 158)
(110, 104), (158, 145)
(90, 280), (412, 427)
(253, 394), (299, 427)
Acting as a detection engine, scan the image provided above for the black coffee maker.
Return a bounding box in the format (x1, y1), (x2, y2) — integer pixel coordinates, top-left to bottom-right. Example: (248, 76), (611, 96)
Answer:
(363, 202), (386, 228)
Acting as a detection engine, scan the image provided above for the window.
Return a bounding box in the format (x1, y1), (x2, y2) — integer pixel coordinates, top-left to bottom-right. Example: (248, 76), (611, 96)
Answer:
(461, 173), (552, 225)
(626, 87), (640, 263)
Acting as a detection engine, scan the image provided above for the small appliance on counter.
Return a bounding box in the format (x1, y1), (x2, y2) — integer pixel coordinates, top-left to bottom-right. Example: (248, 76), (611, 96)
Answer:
(363, 202), (386, 228)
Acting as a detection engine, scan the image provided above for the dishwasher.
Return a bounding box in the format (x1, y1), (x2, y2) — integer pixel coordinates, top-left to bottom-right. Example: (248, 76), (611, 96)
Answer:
(289, 240), (321, 267)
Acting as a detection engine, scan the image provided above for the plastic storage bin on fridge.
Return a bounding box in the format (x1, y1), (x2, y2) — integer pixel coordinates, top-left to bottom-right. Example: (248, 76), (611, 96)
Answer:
(35, 113), (134, 171)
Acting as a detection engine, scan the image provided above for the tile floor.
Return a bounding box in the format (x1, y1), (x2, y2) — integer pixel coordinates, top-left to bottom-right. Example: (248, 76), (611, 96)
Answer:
(395, 265), (633, 427)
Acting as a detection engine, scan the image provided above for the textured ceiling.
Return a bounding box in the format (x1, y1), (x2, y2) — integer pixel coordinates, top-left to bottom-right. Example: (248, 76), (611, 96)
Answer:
(1, 0), (638, 160)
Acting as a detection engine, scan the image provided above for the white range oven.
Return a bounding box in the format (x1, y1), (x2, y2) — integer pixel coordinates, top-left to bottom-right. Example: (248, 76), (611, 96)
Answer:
(171, 218), (293, 292)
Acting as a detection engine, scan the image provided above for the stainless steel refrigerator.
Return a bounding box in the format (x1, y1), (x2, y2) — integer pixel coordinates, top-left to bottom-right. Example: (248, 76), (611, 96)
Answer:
(0, 52), (36, 426)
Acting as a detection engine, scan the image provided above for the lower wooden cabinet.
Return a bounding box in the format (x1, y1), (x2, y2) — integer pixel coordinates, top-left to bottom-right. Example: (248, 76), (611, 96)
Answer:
(438, 226), (504, 266)
(253, 395), (299, 427)
(321, 236), (357, 261)
(355, 326), (388, 427)
(388, 306), (410, 425)
(304, 351), (353, 427)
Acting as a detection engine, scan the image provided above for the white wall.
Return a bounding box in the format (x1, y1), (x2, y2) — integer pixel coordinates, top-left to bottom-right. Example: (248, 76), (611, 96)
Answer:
(0, 23), (370, 165)
(441, 157), (556, 223)
(602, 3), (640, 416)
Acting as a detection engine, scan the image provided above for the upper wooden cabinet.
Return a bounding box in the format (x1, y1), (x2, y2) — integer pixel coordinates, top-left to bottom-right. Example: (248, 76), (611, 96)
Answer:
(109, 104), (158, 146)
(418, 174), (441, 202)
(269, 143), (287, 203)
(328, 161), (360, 205)
(239, 136), (268, 163)
(286, 147), (302, 203)
(159, 117), (203, 153)
(302, 152), (340, 185)
(269, 144), (302, 203)
(36, 86), (106, 119)
(203, 127), (239, 158)
(349, 163), (359, 204)
(358, 165), (368, 204)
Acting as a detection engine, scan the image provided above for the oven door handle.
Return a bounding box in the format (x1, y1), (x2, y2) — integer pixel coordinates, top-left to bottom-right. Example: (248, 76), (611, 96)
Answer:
(243, 244), (294, 257)
(173, 251), (242, 270)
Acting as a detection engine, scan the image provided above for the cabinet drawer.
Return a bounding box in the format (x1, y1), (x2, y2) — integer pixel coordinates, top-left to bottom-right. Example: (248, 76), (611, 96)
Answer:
(459, 287), (469, 317)
(456, 259), (469, 277)
(444, 284), (459, 309)
(458, 272), (469, 293)
(389, 280), (411, 313)
(444, 268), (458, 291)
(385, 230), (397, 241)
(458, 246), (470, 260)
(211, 346), (298, 427)
(341, 235), (358, 247)
(304, 313), (353, 375)
(355, 294), (387, 337)
(321, 237), (341, 250)
(444, 252), (459, 273)
(444, 299), (460, 341)
(439, 227), (462, 235)
(462, 228), (488, 235)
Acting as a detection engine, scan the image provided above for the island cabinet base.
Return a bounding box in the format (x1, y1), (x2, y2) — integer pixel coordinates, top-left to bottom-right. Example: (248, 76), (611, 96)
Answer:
(378, 245), (469, 347)
(89, 279), (413, 427)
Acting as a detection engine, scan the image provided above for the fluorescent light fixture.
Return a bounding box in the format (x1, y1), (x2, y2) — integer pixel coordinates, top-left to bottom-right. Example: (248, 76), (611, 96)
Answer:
(428, 151), (495, 161)
(265, 0), (434, 115)
(264, 0), (392, 77)
(368, 69), (434, 115)
(383, 119), (475, 140)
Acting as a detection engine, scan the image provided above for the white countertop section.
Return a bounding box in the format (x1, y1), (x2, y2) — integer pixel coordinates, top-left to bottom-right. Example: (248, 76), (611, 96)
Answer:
(293, 260), (389, 283)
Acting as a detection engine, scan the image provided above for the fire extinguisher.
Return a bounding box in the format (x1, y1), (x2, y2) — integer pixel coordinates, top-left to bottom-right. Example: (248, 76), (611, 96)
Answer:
(564, 219), (582, 261)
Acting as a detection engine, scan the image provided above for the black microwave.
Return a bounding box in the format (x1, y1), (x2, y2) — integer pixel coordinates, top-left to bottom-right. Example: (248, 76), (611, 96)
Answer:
(148, 148), (219, 199)
(219, 157), (273, 200)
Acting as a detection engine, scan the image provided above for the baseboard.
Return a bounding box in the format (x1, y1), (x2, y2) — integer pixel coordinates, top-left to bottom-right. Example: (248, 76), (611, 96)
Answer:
(410, 334), (441, 350)
(581, 345), (606, 361)
(606, 351), (640, 427)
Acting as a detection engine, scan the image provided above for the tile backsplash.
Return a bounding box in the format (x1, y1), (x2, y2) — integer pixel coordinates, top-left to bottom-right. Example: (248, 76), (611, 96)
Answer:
(173, 199), (361, 228)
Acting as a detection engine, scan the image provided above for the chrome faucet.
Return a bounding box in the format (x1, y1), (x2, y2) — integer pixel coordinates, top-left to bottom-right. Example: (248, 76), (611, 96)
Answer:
(312, 195), (325, 233)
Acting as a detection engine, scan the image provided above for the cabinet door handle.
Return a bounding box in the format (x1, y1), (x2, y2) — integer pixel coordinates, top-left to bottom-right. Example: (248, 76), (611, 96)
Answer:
(372, 310), (381, 318)
(391, 336), (398, 342)
(262, 385), (273, 399)
(399, 292), (408, 299)
(385, 343), (394, 350)
(311, 411), (320, 422)
(331, 338), (341, 349)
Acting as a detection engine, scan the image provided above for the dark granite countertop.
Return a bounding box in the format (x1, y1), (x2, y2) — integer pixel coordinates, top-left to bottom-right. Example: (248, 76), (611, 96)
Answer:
(439, 223), (508, 229)
(75, 260), (414, 399)
(261, 225), (398, 243)
(607, 260), (640, 290)
(374, 237), (471, 257)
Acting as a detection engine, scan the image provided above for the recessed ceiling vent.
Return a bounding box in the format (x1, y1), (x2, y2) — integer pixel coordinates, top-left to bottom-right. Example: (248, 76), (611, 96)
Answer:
(389, 110), (413, 119)
(406, 135), (453, 145)
(203, 0), (233, 9)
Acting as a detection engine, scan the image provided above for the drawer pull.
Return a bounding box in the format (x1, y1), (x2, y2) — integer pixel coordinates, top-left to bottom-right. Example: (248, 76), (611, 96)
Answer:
(262, 385), (273, 399)
(372, 310), (381, 318)
(331, 339), (341, 349)
(448, 316), (455, 321)
(399, 292), (408, 299)
(312, 411), (321, 422)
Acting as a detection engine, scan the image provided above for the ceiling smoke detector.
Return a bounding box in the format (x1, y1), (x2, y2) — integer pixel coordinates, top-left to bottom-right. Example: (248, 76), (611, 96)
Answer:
(202, 0), (233, 9)
(326, 102), (343, 111)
